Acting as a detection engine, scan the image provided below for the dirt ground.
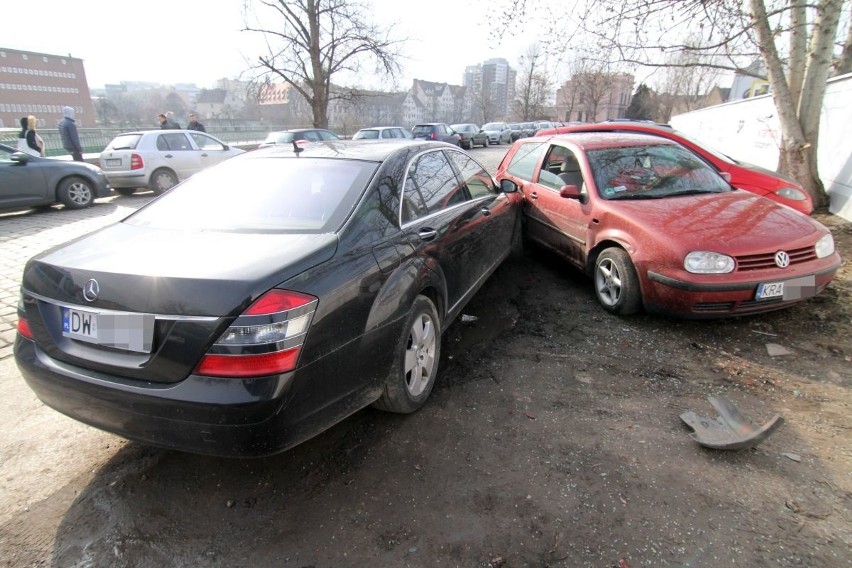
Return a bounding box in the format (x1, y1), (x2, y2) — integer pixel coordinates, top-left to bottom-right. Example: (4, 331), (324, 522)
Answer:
(1, 207), (850, 567)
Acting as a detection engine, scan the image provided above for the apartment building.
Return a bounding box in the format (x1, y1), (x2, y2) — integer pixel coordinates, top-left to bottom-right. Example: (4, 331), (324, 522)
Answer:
(0, 47), (96, 129)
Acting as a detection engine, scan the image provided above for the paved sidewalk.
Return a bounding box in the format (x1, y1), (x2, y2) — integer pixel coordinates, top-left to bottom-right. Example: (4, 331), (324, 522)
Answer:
(0, 196), (150, 360)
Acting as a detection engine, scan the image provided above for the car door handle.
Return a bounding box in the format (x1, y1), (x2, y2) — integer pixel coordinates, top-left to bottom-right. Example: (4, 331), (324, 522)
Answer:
(480, 207), (491, 216)
(201, 153), (209, 157)
(529, 191), (538, 200)
(418, 228), (438, 241)
(164, 154), (174, 158)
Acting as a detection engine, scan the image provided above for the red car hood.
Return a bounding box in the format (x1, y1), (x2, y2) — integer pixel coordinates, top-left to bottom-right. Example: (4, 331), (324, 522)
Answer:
(608, 191), (819, 253)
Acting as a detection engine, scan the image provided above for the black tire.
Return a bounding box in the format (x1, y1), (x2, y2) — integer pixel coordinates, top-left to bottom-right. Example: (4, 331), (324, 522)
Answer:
(373, 295), (441, 414)
(115, 187), (137, 196)
(593, 248), (642, 315)
(149, 169), (178, 195)
(483, 137), (489, 148)
(57, 176), (94, 209)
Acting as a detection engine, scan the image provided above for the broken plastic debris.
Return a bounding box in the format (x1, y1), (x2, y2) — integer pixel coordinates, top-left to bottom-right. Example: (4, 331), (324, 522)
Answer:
(680, 395), (784, 450)
(460, 314), (479, 323)
(781, 452), (801, 462)
(766, 343), (792, 356)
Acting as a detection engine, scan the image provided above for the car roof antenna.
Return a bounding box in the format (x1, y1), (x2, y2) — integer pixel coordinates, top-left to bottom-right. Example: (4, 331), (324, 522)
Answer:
(292, 140), (303, 156)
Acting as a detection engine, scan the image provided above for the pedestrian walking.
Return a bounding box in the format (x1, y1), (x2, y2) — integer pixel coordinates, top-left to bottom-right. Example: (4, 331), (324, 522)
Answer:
(58, 106), (84, 162)
(25, 115), (45, 156)
(16, 117), (36, 155)
(157, 113), (180, 130)
(186, 112), (206, 132)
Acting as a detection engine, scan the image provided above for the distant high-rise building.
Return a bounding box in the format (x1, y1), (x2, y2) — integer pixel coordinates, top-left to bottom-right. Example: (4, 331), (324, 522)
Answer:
(0, 47), (96, 128)
(463, 57), (515, 121)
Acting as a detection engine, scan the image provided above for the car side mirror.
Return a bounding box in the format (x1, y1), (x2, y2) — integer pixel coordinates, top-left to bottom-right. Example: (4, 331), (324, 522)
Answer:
(11, 152), (29, 164)
(559, 185), (581, 199)
(500, 179), (519, 193)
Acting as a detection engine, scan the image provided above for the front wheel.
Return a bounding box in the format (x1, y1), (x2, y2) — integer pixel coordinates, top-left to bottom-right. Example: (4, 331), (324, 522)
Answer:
(373, 295), (441, 414)
(594, 248), (642, 315)
(483, 137), (489, 148)
(149, 169), (178, 195)
(57, 176), (94, 209)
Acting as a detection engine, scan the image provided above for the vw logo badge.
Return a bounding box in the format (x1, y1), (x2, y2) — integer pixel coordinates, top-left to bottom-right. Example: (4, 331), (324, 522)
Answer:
(83, 279), (100, 302)
(774, 251), (790, 268)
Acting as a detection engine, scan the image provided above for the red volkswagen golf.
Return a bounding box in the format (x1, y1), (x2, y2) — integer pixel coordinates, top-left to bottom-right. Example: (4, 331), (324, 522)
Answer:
(497, 133), (840, 318)
(536, 121), (814, 215)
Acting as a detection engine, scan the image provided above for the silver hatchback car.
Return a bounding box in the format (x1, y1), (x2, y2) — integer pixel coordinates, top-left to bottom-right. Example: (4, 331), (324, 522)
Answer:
(99, 130), (244, 195)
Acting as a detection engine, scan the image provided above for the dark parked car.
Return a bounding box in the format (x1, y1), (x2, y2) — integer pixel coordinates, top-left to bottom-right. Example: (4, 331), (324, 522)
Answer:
(0, 143), (111, 211)
(497, 133), (840, 318)
(258, 128), (340, 148)
(536, 121), (814, 214)
(520, 122), (538, 137)
(15, 140), (522, 457)
(507, 123), (524, 141)
(450, 123), (488, 149)
(411, 123), (461, 145)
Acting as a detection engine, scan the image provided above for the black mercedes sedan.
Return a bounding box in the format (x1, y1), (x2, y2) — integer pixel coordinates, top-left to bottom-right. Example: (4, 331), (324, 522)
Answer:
(15, 140), (522, 457)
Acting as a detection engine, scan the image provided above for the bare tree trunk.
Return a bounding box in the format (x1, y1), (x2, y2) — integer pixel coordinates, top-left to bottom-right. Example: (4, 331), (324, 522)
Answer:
(749, 0), (842, 208)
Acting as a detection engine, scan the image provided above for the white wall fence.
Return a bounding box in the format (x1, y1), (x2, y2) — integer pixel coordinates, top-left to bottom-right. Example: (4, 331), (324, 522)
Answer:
(670, 72), (852, 221)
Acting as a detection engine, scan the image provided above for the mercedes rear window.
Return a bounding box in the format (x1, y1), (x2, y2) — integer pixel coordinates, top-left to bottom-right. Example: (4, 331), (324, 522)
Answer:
(126, 157), (379, 233)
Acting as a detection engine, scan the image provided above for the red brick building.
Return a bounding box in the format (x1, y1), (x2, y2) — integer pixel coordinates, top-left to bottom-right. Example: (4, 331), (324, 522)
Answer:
(0, 47), (96, 129)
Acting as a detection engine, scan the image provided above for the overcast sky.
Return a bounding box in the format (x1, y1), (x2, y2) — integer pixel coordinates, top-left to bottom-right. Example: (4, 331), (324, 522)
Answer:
(4, 0), (545, 90)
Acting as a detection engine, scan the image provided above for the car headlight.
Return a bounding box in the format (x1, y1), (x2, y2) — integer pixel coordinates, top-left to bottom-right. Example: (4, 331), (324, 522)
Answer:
(684, 251), (735, 274)
(775, 187), (808, 201)
(815, 233), (835, 258)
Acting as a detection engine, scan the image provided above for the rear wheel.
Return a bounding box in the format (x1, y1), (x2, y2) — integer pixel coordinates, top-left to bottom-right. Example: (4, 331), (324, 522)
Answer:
(373, 295), (441, 414)
(483, 137), (489, 148)
(115, 187), (137, 196)
(57, 176), (94, 209)
(594, 248), (642, 315)
(149, 169), (178, 195)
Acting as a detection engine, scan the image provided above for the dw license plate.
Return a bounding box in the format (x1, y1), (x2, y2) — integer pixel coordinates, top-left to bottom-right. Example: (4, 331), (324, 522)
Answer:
(61, 307), (154, 353)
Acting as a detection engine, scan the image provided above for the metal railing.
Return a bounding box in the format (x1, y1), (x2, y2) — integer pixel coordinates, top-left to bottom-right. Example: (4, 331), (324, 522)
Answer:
(0, 125), (341, 158)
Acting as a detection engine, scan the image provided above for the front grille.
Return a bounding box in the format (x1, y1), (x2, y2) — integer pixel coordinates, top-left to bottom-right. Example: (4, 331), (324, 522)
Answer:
(735, 246), (816, 271)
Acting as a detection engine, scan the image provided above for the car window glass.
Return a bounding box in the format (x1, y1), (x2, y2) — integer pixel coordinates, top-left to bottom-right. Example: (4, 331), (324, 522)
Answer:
(319, 130), (338, 141)
(105, 134), (141, 151)
(189, 133), (225, 151)
(447, 150), (496, 199)
(538, 145), (572, 190)
(411, 125), (429, 136)
(127, 158), (378, 233)
(587, 144), (730, 199)
(161, 133), (191, 151)
(0, 145), (15, 163)
(402, 151), (465, 223)
(506, 142), (547, 181)
(304, 131), (321, 142)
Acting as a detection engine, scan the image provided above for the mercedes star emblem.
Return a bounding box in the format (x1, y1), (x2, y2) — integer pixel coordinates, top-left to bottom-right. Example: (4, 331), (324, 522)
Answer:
(83, 279), (100, 302)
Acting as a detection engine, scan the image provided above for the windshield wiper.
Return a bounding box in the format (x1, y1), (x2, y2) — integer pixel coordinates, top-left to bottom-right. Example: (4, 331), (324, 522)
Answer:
(667, 189), (725, 197)
(608, 193), (666, 200)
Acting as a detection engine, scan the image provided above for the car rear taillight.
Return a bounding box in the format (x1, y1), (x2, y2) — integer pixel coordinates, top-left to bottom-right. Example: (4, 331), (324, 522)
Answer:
(130, 154), (143, 170)
(431, 132), (438, 140)
(17, 317), (33, 340)
(194, 289), (318, 378)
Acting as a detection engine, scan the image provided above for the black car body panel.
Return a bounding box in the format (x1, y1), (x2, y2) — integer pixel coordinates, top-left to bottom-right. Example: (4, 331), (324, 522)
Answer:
(15, 140), (521, 457)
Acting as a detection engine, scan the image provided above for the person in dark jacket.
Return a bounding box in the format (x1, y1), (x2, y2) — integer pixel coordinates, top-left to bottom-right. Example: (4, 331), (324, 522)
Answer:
(58, 106), (84, 161)
(186, 113), (206, 132)
(157, 113), (180, 130)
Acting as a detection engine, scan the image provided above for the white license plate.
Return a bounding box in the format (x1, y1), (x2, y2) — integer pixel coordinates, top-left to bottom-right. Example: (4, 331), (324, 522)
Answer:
(105, 158), (121, 166)
(62, 307), (154, 353)
(755, 281), (784, 300)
